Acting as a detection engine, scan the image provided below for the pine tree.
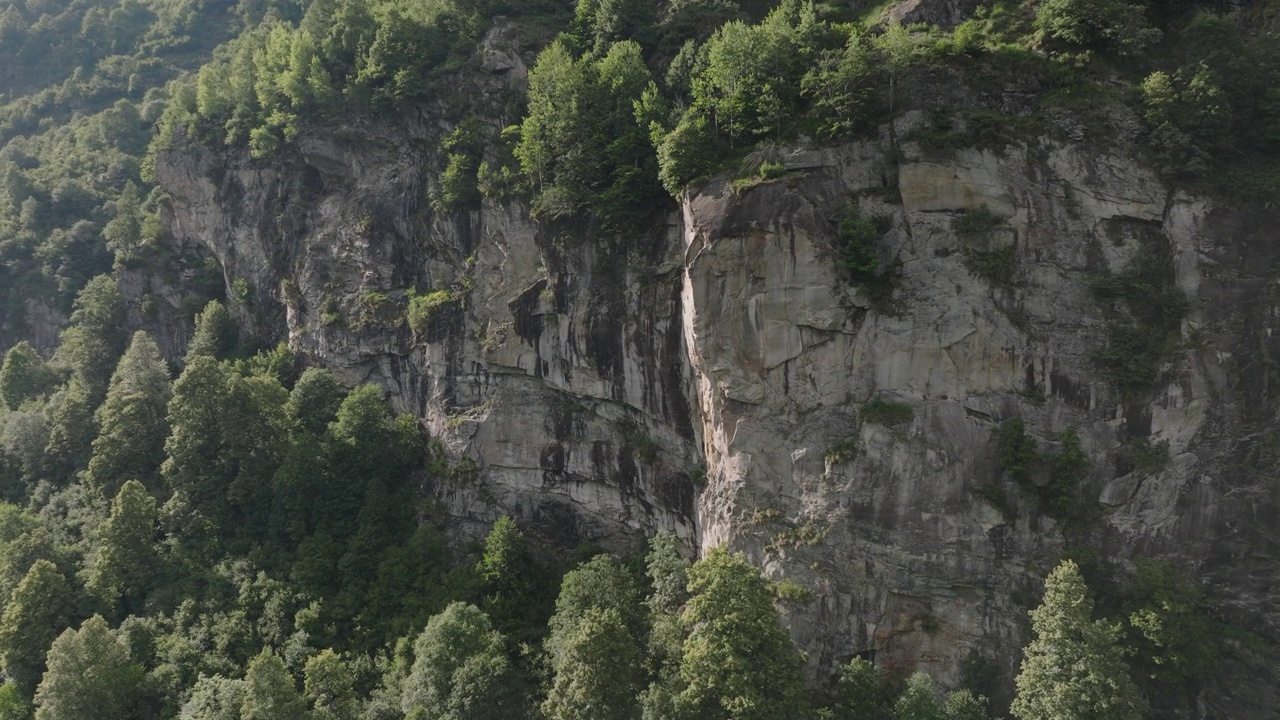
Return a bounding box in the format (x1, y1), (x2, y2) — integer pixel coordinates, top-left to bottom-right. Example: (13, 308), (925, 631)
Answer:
(0, 342), (54, 411)
(0, 559), (74, 696)
(32, 615), (143, 720)
(87, 480), (159, 612)
(42, 378), (96, 482)
(477, 516), (546, 644)
(103, 181), (144, 269)
(85, 331), (171, 498)
(52, 275), (127, 405)
(186, 301), (238, 362)
(1010, 561), (1146, 720)
(161, 356), (292, 535)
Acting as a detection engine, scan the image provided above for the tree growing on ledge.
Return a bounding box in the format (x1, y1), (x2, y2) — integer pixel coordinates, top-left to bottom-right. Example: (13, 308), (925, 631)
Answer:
(1011, 560), (1145, 720)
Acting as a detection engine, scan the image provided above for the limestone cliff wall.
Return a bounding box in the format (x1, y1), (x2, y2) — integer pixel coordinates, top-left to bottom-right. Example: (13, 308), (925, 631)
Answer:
(153, 88), (1279, 720)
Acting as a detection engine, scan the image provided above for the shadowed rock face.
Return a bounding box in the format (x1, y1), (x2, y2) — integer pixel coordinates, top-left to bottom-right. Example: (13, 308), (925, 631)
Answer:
(155, 83), (1278, 720)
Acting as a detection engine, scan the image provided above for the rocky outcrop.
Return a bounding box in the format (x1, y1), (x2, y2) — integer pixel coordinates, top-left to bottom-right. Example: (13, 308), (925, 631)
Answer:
(154, 51), (1279, 720)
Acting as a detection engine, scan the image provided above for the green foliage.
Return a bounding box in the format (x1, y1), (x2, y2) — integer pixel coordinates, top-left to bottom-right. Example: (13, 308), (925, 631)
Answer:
(180, 674), (248, 720)
(824, 439), (857, 465)
(518, 39), (663, 227)
(801, 28), (881, 138)
(994, 417), (1037, 483)
(894, 671), (943, 720)
(548, 554), (646, 655)
(1011, 561), (1145, 720)
(772, 579), (812, 603)
(352, 292), (400, 333)
(828, 656), (885, 719)
(53, 275), (127, 404)
(692, 3), (819, 145)
(477, 517), (551, 646)
(402, 602), (525, 720)
(1032, 0), (1159, 56)
(187, 301), (238, 362)
(88, 480), (159, 612)
(85, 330), (171, 499)
(1117, 436), (1168, 476)
(861, 397), (913, 427)
(1089, 249), (1188, 397)
(162, 354), (292, 538)
(0, 684), (30, 720)
(163, 0), (460, 159)
(0, 342), (56, 411)
(870, 22), (928, 115)
(43, 378), (97, 482)
(0, 559), (74, 695)
(543, 607), (643, 720)
(757, 160), (785, 180)
(33, 615), (144, 720)
(1120, 559), (1220, 685)
(994, 419), (1088, 517)
(729, 159), (786, 193)
(1044, 429), (1087, 518)
(241, 648), (307, 720)
(838, 206), (882, 282)
(655, 111), (718, 196)
(951, 206), (1002, 240)
(674, 548), (806, 720)
(285, 368), (345, 436)
(304, 649), (359, 720)
(646, 532), (688, 616)
(407, 290), (455, 338)
(943, 689), (991, 720)
(580, 0), (655, 52)
(963, 245), (1017, 288)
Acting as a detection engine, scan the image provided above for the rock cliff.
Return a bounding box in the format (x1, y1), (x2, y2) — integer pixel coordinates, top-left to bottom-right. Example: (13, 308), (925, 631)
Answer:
(152, 34), (1279, 720)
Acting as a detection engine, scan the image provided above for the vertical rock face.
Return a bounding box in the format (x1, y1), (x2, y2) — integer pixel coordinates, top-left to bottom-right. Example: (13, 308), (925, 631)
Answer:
(154, 114), (704, 552)
(156, 112), (1279, 717)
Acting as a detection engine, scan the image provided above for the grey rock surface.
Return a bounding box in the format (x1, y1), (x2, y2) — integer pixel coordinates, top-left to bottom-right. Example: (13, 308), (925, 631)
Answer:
(153, 92), (1279, 720)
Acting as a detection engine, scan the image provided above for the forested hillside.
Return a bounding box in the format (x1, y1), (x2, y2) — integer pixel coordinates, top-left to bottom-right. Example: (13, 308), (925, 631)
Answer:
(0, 0), (1278, 717)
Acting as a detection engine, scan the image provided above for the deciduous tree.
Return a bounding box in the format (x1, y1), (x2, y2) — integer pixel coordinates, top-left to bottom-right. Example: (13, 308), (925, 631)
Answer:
(32, 615), (143, 720)
(241, 649), (307, 720)
(674, 548), (806, 720)
(0, 559), (73, 696)
(0, 342), (54, 411)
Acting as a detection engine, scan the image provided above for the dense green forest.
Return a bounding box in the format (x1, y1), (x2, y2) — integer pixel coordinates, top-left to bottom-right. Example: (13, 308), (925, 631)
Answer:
(0, 0), (1275, 717)
(0, 298), (1252, 718)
